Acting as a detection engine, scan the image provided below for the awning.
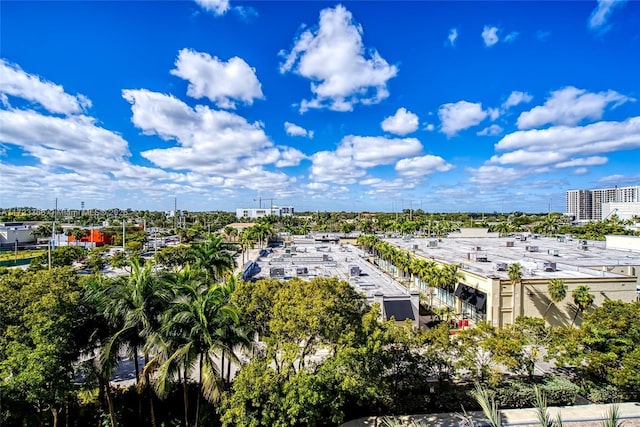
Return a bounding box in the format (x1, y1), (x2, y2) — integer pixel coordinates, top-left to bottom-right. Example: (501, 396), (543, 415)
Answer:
(383, 300), (415, 321)
(454, 284), (487, 311)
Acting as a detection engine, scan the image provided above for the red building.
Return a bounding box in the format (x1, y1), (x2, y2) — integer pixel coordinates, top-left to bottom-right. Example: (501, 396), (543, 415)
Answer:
(68, 229), (114, 246)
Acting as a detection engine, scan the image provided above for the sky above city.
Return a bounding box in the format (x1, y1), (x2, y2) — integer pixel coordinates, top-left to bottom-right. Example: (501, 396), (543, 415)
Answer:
(1, 0), (639, 213)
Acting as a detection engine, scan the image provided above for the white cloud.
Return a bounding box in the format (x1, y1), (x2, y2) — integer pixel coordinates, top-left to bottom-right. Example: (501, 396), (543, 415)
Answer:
(0, 59), (90, 115)
(0, 109), (129, 171)
(536, 30), (551, 41)
(492, 116), (640, 166)
(481, 26), (499, 47)
(516, 86), (632, 129)
(279, 5), (397, 112)
(502, 91), (533, 109)
(477, 124), (503, 136)
(395, 155), (453, 177)
(381, 107), (419, 135)
(284, 121), (314, 138)
(589, 0), (627, 30)
(468, 165), (528, 185)
(504, 32), (519, 43)
(573, 167), (589, 175)
(275, 146), (307, 167)
(425, 123), (435, 132)
(438, 100), (488, 136)
(362, 178), (416, 195)
(194, 0), (229, 15)
(448, 28), (458, 46)
(309, 135), (423, 183)
(170, 48), (263, 109)
(555, 156), (608, 168)
(122, 89), (302, 177)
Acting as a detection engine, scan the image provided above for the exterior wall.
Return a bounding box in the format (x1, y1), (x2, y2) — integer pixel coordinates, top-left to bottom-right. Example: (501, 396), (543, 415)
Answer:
(68, 229), (114, 246)
(0, 226), (36, 245)
(602, 202), (640, 221)
(521, 277), (637, 327)
(606, 235), (640, 252)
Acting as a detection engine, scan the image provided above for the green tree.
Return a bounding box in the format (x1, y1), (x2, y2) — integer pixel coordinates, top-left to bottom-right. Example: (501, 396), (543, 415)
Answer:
(571, 285), (594, 326)
(153, 273), (239, 427)
(102, 258), (172, 426)
(0, 268), (93, 427)
(544, 278), (567, 318)
(189, 235), (237, 282)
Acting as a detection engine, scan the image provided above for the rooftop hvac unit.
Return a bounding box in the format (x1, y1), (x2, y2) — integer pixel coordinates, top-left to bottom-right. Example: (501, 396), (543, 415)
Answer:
(505, 241), (514, 247)
(494, 262), (508, 271)
(474, 246), (482, 251)
(349, 265), (361, 277)
(269, 267), (285, 278)
(526, 245), (539, 252)
(412, 244), (419, 250)
(548, 249), (560, 256)
(427, 240), (438, 248)
(296, 267), (308, 275)
(468, 252), (488, 262)
(557, 236), (566, 243)
(579, 244), (589, 251)
(538, 261), (557, 272)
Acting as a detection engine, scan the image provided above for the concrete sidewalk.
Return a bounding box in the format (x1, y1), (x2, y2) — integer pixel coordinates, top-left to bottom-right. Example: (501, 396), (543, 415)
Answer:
(341, 402), (640, 426)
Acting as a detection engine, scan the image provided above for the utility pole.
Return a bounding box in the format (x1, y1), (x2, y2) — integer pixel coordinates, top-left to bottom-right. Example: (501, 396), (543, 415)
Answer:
(122, 219), (126, 250)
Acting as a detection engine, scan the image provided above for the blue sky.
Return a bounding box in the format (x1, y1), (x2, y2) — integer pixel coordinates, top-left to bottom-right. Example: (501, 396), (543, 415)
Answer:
(1, 0), (639, 213)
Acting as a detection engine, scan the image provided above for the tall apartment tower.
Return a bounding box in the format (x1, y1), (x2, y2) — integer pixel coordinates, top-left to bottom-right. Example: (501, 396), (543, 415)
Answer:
(566, 185), (640, 221)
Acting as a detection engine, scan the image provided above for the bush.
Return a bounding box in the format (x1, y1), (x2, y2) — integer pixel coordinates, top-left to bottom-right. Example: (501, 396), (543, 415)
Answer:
(586, 383), (621, 403)
(490, 376), (579, 409)
(540, 376), (580, 406)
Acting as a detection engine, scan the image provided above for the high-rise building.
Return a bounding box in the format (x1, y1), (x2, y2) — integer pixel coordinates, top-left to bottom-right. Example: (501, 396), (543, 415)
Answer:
(566, 185), (640, 222)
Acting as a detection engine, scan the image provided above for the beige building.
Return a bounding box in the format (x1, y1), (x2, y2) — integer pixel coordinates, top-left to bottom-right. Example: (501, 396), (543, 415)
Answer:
(386, 235), (639, 327)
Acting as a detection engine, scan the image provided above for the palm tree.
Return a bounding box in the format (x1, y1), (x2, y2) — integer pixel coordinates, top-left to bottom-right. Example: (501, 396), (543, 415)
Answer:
(102, 258), (172, 426)
(155, 277), (240, 427)
(544, 279), (567, 318)
(507, 263), (524, 323)
(571, 285), (594, 326)
(189, 235), (236, 282)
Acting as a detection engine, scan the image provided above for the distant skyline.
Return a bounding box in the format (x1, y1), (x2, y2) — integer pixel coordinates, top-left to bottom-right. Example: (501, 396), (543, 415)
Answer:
(1, 1), (639, 213)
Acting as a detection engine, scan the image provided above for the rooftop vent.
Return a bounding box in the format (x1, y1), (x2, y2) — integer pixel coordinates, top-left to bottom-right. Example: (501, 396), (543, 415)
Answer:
(506, 241), (515, 247)
(494, 262), (508, 271)
(526, 245), (539, 252)
(548, 249), (560, 256)
(427, 240), (438, 248)
(349, 265), (361, 277)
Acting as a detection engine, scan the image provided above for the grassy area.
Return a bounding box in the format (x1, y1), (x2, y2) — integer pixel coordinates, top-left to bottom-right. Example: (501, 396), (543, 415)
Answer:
(0, 249), (46, 262)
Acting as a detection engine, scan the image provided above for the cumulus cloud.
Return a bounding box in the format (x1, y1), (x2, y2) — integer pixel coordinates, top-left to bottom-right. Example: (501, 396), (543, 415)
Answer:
(502, 91), (533, 109)
(555, 156), (608, 168)
(438, 100), (488, 136)
(395, 155), (453, 177)
(284, 121), (314, 138)
(481, 26), (499, 47)
(448, 28), (458, 46)
(279, 5), (397, 112)
(516, 86), (632, 129)
(0, 59), (90, 115)
(468, 165), (528, 185)
(123, 89), (303, 177)
(194, 0), (229, 15)
(477, 124), (503, 136)
(0, 109), (129, 171)
(425, 123), (435, 132)
(381, 107), (419, 135)
(589, 0), (627, 31)
(309, 135), (423, 183)
(491, 116), (640, 167)
(170, 49), (263, 109)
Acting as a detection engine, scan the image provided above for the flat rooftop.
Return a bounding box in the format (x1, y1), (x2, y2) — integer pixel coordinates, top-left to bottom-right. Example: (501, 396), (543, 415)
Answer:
(385, 235), (640, 281)
(250, 239), (411, 301)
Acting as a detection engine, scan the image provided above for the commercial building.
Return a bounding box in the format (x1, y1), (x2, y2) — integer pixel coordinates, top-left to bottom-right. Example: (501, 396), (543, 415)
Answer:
(385, 234), (639, 328)
(236, 206), (294, 219)
(566, 185), (640, 222)
(245, 236), (420, 327)
(0, 223), (36, 249)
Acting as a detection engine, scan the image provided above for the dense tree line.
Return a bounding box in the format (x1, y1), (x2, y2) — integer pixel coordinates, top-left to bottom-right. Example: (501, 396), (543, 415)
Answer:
(1, 236), (639, 426)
